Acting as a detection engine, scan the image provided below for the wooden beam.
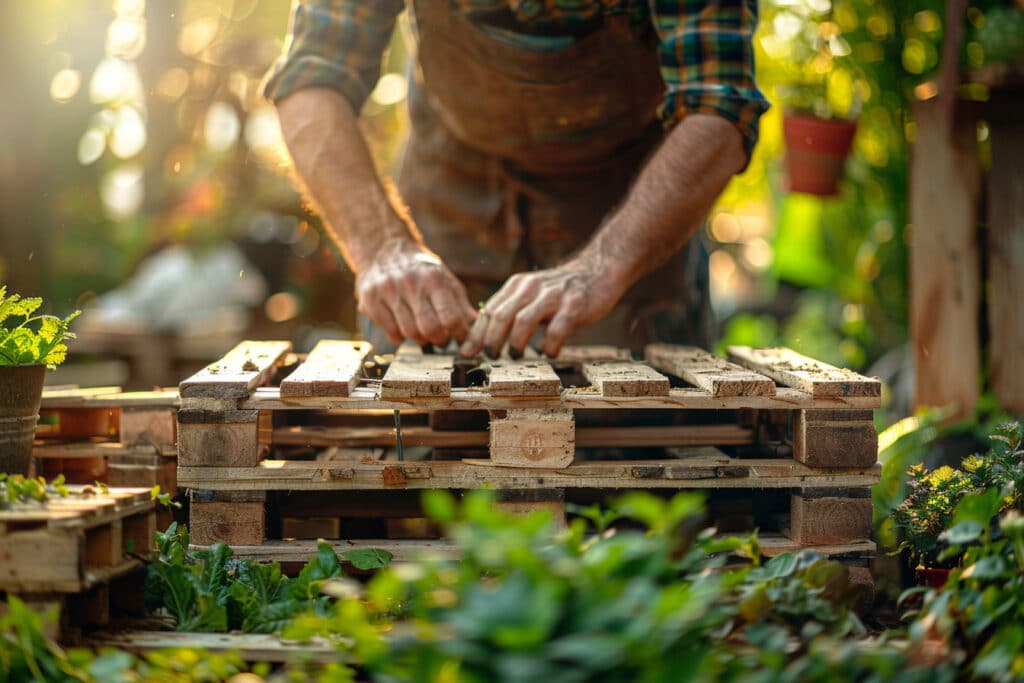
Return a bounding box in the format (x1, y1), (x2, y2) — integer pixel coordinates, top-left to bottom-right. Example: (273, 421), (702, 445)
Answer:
(645, 344), (775, 397)
(279, 340), (372, 398)
(909, 97), (981, 419)
(792, 409), (877, 468)
(487, 360), (561, 397)
(177, 410), (260, 467)
(188, 492), (266, 546)
(380, 348), (453, 399)
(179, 341), (292, 399)
(987, 89), (1024, 413)
(786, 489), (872, 545)
(179, 456), (881, 491)
(582, 361), (670, 397)
(727, 347), (881, 398)
(489, 408), (574, 468)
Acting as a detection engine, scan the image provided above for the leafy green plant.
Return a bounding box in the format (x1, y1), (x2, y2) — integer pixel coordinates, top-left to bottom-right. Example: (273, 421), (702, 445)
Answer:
(0, 286), (79, 368)
(0, 473), (70, 508)
(143, 522), (392, 633)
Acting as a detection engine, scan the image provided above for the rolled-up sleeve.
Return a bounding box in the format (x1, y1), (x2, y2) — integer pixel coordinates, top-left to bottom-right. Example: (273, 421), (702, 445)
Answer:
(649, 0), (769, 161)
(263, 0), (404, 111)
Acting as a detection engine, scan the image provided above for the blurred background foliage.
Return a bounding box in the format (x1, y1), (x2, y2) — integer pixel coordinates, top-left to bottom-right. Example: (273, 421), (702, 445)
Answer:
(0, 0), (1016, 377)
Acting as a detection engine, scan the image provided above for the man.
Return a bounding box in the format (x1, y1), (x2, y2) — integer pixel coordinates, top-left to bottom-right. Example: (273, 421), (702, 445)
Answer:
(265, 0), (766, 358)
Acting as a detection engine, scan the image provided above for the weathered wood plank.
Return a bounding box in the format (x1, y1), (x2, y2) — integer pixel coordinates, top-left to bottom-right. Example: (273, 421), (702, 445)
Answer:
(909, 97), (981, 419)
(179, 456), (881, 491)
(786, 489), (872, 545)
(645, 344), (776, 397)
(380, 348), (453, 399)
(279, 340), (372, 398)
(489, 408), (574, 468)
(179, 341), (292, 399)
(553, 345), (632, 363)
(188, 496), (265, 546)
(582, 361), (670, 397)
(727, 347), (880, 398)
(88, 631), (345, 664)
(987, 90), (1024, 414)
(177, 410), (259, 467)
(242, 385), (881, 411)
(793, 409), (878, 468)
(271, 423), (753, 449)
(487, 360), (561, 397)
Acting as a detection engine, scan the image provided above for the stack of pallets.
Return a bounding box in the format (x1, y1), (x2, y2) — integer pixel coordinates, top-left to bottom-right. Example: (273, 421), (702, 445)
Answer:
(0, 486), (155, 637)
(33, 387), (178, 527)
(177, 340), (881, 580)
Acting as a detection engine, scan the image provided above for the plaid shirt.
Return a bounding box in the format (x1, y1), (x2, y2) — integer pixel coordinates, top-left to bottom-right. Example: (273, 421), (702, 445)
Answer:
(264, 0), (768, 156)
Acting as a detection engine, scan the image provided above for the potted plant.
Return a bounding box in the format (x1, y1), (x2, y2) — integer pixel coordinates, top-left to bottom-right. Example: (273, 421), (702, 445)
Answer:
(0, 286), (79, 475)
(766, 6), (860, 195)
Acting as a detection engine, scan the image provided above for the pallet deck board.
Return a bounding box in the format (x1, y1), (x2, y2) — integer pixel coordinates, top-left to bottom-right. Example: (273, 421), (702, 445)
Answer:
(279, 340), (372, 398)
(242, 385), (881, 410)
(487, 360), (562, 397)
(645, 344), (776, 397)
(179, 456), (880, 491)
(88, 631), (345, 664)
(180, 341), (292, 398)
(380, 348), (454, 398)
(727, 346), (881, 398)
(582, 361), (671, 397)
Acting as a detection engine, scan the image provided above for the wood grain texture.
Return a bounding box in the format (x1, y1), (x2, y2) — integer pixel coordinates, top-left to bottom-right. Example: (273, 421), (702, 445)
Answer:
(188, 498), (265, 546)
(179, 455), (881, 491)
(118, 407), (177, 451)
(987, 90), (1024, 414)
(279, 340), (372, 398)
(787, 493), (872, 545)
(727, 346), (881, 398)
(380, 349), (453, 399)
(793, 409), (878, 468)
(88, 631), (345, 664)
(489, 408), (574, 468)
(179, 341), (292, 399)
(909, 97), (981, 418)
(582, 361), (670, 397)
(177, 413), (259, 468)
(645, 344), (775, 397)
(553, 346), (632, 363)
(487, 360), (561, 397)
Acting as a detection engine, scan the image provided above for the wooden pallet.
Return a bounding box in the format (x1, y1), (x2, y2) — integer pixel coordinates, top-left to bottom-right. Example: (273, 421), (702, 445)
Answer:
(0, 486), (155, 593)
(34, 387), (179, 526)
(177, 341), (881, 562)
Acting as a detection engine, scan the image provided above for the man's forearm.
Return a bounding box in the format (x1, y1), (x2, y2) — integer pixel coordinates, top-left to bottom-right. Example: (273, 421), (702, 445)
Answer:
(275, 87), (418, 273)
(577, 114), (747, 294)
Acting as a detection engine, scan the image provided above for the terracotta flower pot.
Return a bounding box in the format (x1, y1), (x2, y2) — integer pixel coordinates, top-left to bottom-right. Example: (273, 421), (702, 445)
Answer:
(916, 566), (952, 589)
(0, 364), (47, 475)
(783, 113), (858, 196)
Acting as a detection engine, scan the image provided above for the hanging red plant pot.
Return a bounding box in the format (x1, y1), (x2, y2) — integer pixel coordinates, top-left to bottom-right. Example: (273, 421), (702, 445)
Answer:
(783, 113), (858, 196)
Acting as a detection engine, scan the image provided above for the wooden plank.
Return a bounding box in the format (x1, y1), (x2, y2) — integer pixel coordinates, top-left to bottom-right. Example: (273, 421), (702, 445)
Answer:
(271, 423), (753, 449)
(909, 96), (981, 419)
(179, 456), (881, 491)
(179, 341), (292, 399)
(177, 410), (259, 468)
(242, 385), (881, 411)
(280, 340), (372, 398)
(88, 631), (345, 664)
(645, 344), (775, 397)
(727, 347), (881, 398)
(40, 388), (179, 409)
(487, 360), (561, 397)
(987, 89), (1024, 414)
(489, 408), (574, 468)
(380, 347), (453, 399)
(793, 409), (877, 468)
(786, 491), (872, 545)
(582, 361), (669, 397)
(188, 497), (265, 546)
(553, 345), (632, 363)
(118, 407), (177, 450)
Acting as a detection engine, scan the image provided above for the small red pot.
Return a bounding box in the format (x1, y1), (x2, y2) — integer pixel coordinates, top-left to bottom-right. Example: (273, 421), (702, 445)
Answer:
(916, 566), (952, 588)
(783, 113), (858, 196)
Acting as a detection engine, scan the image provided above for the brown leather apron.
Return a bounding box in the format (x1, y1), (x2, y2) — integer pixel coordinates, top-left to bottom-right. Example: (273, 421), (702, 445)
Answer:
(363, 0), (712, 354)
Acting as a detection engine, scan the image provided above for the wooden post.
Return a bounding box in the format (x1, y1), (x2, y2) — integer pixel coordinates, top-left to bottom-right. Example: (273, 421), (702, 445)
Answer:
(909, 97), (982, 419)
(786, 488), (872, 546)
(189, 490), (267, 546)
(792, 409), (877, 468)
(986, 88), (1024, 413)
(489, 408), (574, 468)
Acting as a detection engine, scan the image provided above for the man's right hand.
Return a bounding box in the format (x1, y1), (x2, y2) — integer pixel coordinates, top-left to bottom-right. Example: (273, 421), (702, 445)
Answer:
(356, 239), (477, 347)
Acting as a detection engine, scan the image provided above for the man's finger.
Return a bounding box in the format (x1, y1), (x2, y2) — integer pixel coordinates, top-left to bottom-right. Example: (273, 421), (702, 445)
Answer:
(392, 298), (422, 344)
(361, 293), (403, 345)
(429, 287), (473, 344)
(410, 294), (448, 346)
(507, 296), (558, 353)
(541, 305), (579, 358)
(480, 296), (522, 358)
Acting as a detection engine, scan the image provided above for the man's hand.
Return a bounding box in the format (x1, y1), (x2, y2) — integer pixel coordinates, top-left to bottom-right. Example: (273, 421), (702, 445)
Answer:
(357, 239), (477, 347)
(458, 258), (626, 358)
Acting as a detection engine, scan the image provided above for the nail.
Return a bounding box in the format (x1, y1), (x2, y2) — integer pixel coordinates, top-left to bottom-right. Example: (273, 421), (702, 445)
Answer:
(485, 346), (499, 359)
(508, 346), (523, 360)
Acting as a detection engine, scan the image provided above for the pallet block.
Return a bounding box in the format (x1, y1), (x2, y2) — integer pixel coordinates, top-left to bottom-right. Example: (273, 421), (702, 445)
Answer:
(177, 341), (882, 567)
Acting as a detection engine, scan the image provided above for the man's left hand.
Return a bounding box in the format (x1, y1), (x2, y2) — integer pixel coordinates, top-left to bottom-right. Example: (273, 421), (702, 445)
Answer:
(458, 259), (626, 359)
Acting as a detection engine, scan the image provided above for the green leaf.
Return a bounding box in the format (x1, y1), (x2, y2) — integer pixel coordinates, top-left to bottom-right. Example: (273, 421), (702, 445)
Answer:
(342, 548), (393, 571)
(953, 487), (1004, 527)
(939, 520), (983, 545)
(290, 542), (343, 601)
